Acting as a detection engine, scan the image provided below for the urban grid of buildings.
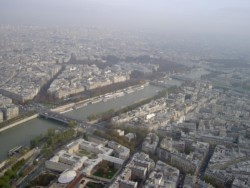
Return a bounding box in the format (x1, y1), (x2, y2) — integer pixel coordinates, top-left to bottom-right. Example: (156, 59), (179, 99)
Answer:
(0, 25), (250, 188)
(41, 80), (250, 188)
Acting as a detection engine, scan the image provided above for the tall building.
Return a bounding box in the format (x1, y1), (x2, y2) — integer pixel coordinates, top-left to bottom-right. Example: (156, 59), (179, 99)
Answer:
(0, 94), (19, 121)
(0, 111), (3, 123)
(1, 105), (19, 120)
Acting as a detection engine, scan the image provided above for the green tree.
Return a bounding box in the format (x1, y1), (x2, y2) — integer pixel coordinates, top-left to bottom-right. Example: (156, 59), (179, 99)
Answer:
(0, 179), (10, 188)
(5, 169), (15, 179)
(68, 120), (77, 128)
(47, 128), (56, 137)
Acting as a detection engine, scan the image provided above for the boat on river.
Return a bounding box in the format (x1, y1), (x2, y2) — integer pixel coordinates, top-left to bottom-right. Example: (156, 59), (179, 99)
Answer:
(8, 145), (23, 156)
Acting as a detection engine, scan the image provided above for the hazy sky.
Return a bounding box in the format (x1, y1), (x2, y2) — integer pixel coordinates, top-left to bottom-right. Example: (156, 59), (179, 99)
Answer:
(1, 0), (250, 37)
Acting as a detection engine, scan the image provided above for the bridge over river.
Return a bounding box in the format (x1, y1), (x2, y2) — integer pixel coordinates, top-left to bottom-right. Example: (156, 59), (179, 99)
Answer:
(39, 111), (89, 127)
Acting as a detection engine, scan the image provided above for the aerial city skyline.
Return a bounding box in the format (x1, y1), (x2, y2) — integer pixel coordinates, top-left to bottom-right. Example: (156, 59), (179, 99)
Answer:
(0, 0), (250, 188)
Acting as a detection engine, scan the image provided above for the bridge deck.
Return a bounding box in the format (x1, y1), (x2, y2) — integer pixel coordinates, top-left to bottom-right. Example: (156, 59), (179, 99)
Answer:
(39, 111), (88, 127)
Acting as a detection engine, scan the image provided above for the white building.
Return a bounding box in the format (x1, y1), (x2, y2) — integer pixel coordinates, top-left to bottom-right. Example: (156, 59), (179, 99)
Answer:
(46, 138), (126, 175)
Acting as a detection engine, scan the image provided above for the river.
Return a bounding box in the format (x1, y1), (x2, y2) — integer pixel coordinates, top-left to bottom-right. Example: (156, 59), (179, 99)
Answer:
(0, 118), (65, 162)
(0, 84), (163, 162)
(64, 85), (163, 120)
(0, 67), (211, 162)
(184, 68), (210, 80)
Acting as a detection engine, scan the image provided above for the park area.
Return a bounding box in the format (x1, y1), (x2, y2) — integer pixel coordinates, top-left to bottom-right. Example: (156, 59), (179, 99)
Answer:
(93, 161), (118, 179)
(76, 149), (97, 159)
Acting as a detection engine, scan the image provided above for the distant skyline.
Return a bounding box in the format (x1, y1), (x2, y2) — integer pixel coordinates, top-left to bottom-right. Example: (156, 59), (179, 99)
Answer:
(0, 0), (250, 48)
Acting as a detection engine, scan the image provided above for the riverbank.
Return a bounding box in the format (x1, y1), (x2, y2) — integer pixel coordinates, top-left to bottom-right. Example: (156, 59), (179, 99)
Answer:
(51, 82), (149, 114)
(0, 148), (38, 178)
(0, 84), (163, 162)
(0, 114), (38, 133)
(86, 88), (171, 123)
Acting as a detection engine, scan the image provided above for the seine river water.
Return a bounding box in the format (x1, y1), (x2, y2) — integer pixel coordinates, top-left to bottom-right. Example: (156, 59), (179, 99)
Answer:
(0, 119), (65, 162)
(0, 67), (209, 162)
(64, 85), (165, 120)
(0, 84), (164, 162)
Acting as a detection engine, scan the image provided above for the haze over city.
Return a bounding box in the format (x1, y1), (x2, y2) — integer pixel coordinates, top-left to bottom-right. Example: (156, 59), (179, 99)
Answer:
(0, 1), (250, 188)
(1, 0), (250, 35)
